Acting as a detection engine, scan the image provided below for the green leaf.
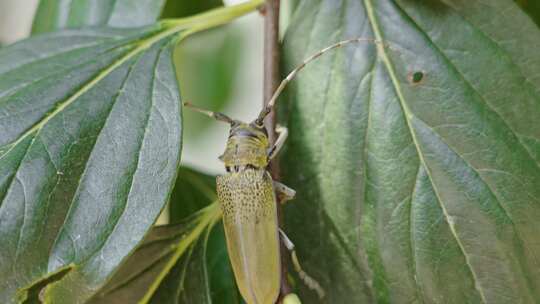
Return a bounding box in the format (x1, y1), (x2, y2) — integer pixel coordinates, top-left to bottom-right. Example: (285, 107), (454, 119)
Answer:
(167, 167), (240, 303)
(0, 25), (182, 304)
(32, 0), (167, 34)
(169, 167), (217, 222)
(88, 203), (239, 304)
(0, 2), (263, 303)
(281, 1), (540, 303)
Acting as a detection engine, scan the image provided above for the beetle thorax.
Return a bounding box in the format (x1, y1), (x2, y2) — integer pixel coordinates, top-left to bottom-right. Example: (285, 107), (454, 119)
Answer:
(219, 122), (270, 170)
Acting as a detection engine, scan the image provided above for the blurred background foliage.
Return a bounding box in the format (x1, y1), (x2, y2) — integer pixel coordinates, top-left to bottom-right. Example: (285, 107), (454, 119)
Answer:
(175, 28), (243, 139)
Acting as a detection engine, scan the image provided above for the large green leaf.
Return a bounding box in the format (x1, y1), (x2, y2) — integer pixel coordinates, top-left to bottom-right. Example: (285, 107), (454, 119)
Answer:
(0, 2), (263, 303)
(280, 0), (540, 303)
(32, 0), (167, 34)
(0, 26), (182, 304)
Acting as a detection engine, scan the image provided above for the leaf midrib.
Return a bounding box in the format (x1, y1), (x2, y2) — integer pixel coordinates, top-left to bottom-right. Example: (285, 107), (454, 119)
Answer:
(139, 204), (221, 303)
(97, 219), (214, 297)
(362, 0), (488, 302)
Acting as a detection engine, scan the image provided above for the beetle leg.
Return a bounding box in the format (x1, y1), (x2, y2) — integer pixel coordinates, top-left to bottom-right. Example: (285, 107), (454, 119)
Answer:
(274, 181), (295, 204)
(279, 230), (325, 299)
(268, 125), (288, 160)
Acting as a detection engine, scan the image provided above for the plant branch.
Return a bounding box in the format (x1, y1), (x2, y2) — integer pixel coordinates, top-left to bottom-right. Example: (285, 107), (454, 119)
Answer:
(261, 0), (293, 301)
(262, 0), (281, 143)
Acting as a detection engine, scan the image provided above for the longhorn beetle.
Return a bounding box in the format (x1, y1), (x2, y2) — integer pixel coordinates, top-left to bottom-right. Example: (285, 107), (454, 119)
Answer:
(185, 38), (389, 304)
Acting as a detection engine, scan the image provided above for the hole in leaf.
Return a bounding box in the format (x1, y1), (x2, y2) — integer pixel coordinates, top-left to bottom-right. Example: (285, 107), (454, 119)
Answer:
(408, 71), (425, 85)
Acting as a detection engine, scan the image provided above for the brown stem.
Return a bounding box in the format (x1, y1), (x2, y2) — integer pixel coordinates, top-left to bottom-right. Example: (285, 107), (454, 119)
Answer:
(261, 0), (292, 302)
(262, 0), (280, 145)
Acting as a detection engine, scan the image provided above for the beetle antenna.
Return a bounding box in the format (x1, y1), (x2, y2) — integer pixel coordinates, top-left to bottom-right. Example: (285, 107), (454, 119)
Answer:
(183, 101), (235, 124)
(254, 38), (390, 125)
